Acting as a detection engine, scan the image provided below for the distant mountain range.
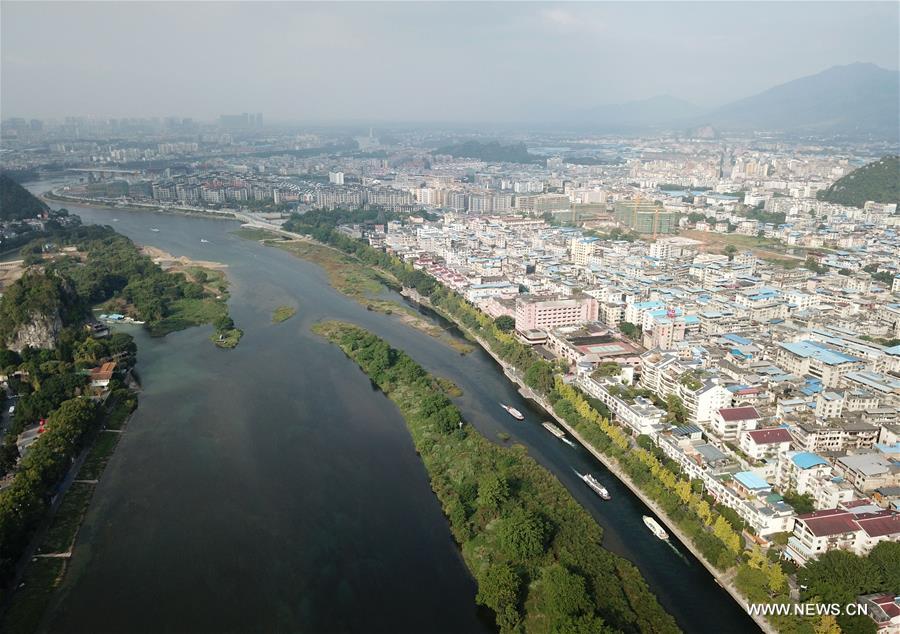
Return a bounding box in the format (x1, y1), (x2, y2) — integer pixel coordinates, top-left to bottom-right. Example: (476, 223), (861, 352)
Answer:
(817, 156), (900, 208)
(570, 63), (900, 136)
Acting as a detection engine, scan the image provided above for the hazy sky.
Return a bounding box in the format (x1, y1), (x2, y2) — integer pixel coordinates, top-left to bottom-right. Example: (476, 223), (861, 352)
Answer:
(2, 1), (898, 123)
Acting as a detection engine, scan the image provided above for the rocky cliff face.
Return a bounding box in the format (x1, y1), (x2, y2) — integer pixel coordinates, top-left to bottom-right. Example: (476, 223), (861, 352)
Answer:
(7, 311), (63, 352)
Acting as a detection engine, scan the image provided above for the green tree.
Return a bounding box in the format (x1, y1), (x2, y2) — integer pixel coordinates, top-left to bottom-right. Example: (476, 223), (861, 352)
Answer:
(665, 394), (687, 425)
(478, 474), (510, 511)
(724, 244), (738, 261)
(617, 321), (641, 341)
(476, 563), (521, 632)
(782, 490), (815, 514)
(531, 564), (604, 634)
(497, 508), (547, 561)
(524, 360), (556, 395)
(494, 315), (515, 332)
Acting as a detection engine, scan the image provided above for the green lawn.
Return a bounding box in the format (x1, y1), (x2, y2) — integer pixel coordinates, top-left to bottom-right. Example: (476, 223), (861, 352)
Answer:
(78, 432), (121, 481)
(37, 483), (95, 555)
(0, 558), (66, 634)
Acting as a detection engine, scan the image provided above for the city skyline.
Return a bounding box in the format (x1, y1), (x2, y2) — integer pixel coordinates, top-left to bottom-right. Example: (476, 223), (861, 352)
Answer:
(2, 1), (899, 122)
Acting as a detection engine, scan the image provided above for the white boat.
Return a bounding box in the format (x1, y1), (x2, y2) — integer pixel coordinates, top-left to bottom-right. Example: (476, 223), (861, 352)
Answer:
(151, 228), (160, 232)
(500, 404), (524, 420)
(542, 422), (566, 438)
(200, 239), (210, 243)
(643, 515), (668, 540)
(581, 473), (610, 500)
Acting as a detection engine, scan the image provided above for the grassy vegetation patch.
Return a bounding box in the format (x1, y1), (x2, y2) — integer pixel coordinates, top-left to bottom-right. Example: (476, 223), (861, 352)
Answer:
(436, 376), (464, 397)
(265, 239), (473, 354)
(212, 328), (243, 349)
(232, 227), (284, 241)
(272, 305), (297, 323)
(37, 483), (95, 555)
(78, 431), (121, 481)
(0, 558), (66, 634)
(274, 240), (384, 298)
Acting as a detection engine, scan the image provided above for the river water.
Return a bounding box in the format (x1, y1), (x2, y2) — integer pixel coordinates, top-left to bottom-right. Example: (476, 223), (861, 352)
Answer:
(29, 185), (757, 633)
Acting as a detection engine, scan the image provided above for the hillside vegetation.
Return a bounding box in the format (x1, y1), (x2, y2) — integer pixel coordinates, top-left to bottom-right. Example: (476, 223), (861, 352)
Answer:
(0, 174), (50, 220)
(817, 155), (900, 208)
(0, 270), (84, 348)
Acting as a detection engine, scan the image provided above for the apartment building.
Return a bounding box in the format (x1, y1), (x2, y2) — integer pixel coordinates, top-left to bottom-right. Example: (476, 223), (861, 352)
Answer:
(790, 421), (880, 453)
(657, 434), (795, 536)
(710, 406), (761, 441)
(577, 375), (667, 436)
(835, 453), (900, 492)
(775, 340), (866, 388)
(514, 294), (599, 332)
(786, 501), (900, 565)
(740, 427), (793, 461)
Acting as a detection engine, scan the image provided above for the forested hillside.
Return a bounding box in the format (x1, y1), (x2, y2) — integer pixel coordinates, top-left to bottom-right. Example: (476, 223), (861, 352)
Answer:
(0, 174), (50, 220)
(818, 156), (900, 208)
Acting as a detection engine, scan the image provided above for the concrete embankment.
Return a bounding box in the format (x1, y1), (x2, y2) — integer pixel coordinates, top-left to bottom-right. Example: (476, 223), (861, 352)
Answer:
(41, 191), (236, 220)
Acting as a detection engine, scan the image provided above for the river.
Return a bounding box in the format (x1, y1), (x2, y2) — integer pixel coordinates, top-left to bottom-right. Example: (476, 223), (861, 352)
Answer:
(27, 184), (758, 633)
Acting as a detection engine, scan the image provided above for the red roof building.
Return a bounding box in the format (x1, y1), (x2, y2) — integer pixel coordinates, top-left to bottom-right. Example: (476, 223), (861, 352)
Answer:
(786, 501), (900, 565)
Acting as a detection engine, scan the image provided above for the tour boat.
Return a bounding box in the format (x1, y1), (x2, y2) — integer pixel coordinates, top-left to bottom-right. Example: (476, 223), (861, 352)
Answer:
(151, 227), (160, 232)
(581, 473), (611, 500)
(542, 421), (566, 438)
(643, 515), (669, 540)
(200, 238), (210, 243)
(500, 404), (524, 420)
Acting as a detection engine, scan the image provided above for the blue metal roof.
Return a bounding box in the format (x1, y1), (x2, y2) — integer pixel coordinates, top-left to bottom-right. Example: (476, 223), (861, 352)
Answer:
(735, 471), (771, 490)
(724, 333), (752, 345)
(792, 452), (828, 469)
(779, 340), (861, 365)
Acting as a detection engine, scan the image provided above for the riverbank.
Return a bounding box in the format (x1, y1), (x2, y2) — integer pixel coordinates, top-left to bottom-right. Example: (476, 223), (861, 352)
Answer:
(403, 289), (772, 634)
(240, 235), (474, 355)
(41, 191), (236, 220)
(314, 321), (680, 634)
(0, 391), (138, 634)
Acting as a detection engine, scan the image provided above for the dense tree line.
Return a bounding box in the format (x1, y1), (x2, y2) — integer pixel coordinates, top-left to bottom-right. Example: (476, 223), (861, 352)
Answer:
(317, 322), (678, 634)
(0, 398), (99, 596)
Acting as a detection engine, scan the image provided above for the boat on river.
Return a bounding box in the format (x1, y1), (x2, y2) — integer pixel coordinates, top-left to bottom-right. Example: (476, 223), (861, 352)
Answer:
(581, 473), (611, 500)
(200, 238), (210, 243)
(500, 404), (524, 420)
(542, 422), (576, 447)
(643, 515), (669, 540)
(542, 421), (566, 438)
(151, 227), (160, 232)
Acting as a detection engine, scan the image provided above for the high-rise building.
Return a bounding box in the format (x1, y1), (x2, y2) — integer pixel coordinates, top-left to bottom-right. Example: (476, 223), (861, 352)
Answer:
(614, 200), (676, 234)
